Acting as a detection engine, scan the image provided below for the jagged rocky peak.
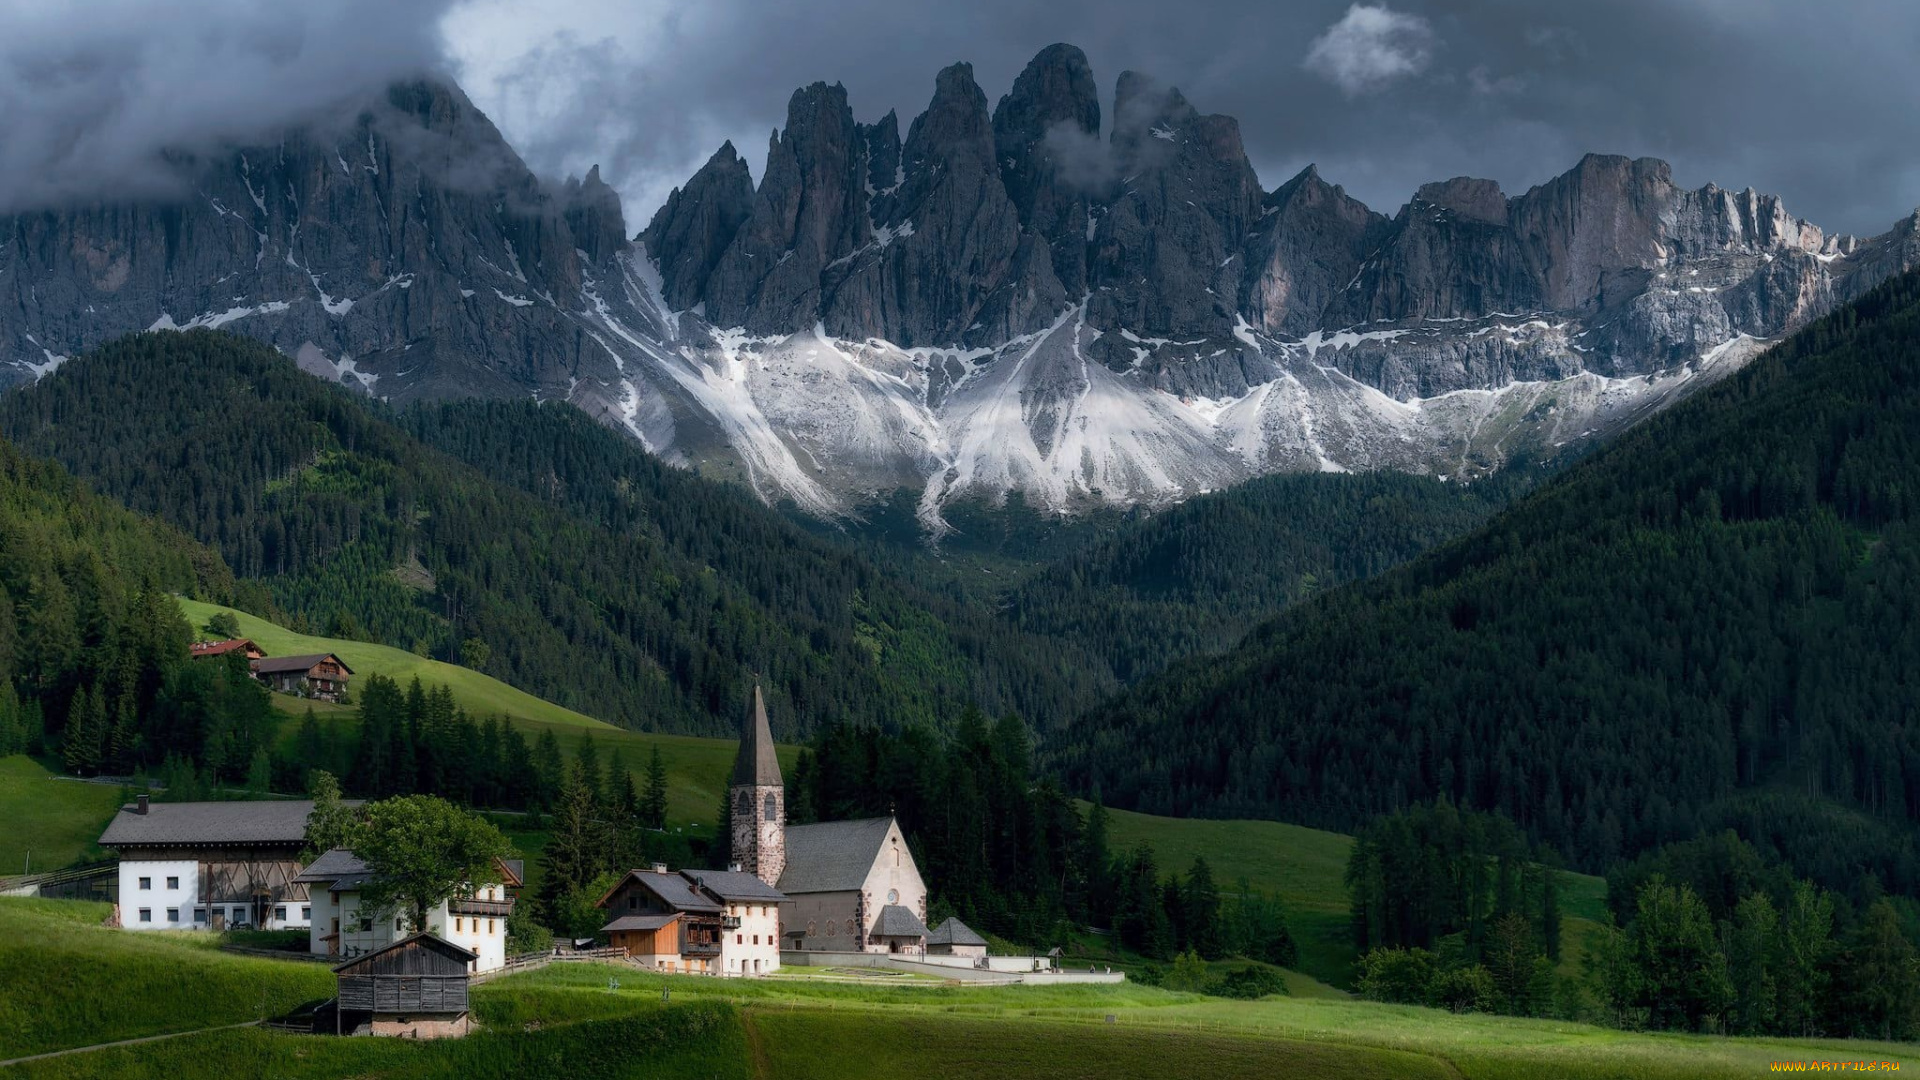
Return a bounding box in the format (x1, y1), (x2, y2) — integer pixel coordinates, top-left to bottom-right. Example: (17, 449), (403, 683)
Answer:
(992, 44), (1101, 295)
(562, 164), (628, 266)
(701, 82), (868, 333)
(1087, 70), (1262, 345)
(1241, 165), (1391, 336)
(641, 142), (755, 309)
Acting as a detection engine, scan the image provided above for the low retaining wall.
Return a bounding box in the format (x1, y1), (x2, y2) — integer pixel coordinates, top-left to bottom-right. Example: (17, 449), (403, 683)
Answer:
(779, 951), (1123, 985)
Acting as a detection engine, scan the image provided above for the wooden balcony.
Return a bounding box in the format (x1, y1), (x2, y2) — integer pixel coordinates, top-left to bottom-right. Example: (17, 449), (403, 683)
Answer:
(449, 897), (514, 917)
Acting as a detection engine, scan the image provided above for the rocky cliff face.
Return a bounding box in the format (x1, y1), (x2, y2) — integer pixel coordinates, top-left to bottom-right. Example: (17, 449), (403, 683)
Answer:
(5, 45), (1917, 529)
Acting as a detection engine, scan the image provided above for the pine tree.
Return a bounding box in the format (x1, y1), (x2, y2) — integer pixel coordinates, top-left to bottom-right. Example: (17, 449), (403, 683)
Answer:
(540, 771), (608, 912)
(1183, 856), (1223, 959)
(642, 745), (669, 830)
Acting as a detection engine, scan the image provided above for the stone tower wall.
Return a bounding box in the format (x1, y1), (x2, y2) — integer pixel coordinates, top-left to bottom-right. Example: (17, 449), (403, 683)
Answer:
(732, 784), (786, 886)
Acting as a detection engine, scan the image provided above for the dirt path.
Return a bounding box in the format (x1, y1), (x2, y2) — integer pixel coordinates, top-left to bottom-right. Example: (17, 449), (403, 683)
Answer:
(0, 1021), (260, 1069)
(740, 1009), (774, 1079)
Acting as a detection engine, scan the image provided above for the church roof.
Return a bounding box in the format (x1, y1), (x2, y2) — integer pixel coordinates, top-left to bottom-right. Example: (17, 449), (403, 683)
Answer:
(928, 916), (987, 947)
(776, 816), (897, 894)
(871, 904), (928, 939)
(732, 685), (782, 787)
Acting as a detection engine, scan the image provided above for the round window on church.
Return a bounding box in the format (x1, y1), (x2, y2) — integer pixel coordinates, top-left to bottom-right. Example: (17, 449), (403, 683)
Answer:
(887, 889), (898, 904)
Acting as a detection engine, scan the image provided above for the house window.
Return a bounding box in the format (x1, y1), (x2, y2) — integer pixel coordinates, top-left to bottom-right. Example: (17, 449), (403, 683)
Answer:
(166, 908), (179, 923)
(138, 908), (152, 923)
(456, 917), (464, 932)
(301, 906), (311, 921)
(753, 935), (759, 945)
(628, 896), (637, 910)
(488, 919), (495, 934)
(359, 916), (373, 932)
(138, 876), (151, 890)
(394, 918), (404, 932)
(166, 876), (180, 890)
(232, 908), (249, 925)
(274, 906), (287, 921)
(194, 908), (207, 923)
(737, 934), (743, 944)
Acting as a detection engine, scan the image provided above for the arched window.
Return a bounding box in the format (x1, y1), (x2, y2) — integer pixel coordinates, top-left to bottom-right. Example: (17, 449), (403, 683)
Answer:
(764, 792), (778, 820)
(826, 920), (837, 937)
(807, 920), (816, 937)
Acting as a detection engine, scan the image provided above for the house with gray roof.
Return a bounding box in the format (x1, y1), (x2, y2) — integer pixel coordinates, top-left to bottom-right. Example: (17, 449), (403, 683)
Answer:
(296, 848), (522, 973)
(597, 863), (789, 976)
(98, 794), (316, 932)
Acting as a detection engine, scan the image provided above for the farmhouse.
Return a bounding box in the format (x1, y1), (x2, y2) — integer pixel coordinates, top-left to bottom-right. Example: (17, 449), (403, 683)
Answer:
(189, 638), (264, 661)
(296, 848), (522, 973)
(251, 653), (353, 700)
(97, 795), (314, 931)
(597, 865), (786, 975)
(328, 934), (475, 1039)
(727, 686), (932, 956)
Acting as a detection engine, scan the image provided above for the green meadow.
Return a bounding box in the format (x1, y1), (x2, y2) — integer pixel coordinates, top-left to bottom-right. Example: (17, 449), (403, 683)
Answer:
(0, 758), (125, 877)
(2, 900), (1908, 1080)
(177, 598), (796, 829)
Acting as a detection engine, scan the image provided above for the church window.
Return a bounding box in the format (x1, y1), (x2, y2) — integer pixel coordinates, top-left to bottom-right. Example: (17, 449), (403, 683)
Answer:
(887, 889), (898, 904)
(827, 920), (837, 936)
(764, 792), (778, 819)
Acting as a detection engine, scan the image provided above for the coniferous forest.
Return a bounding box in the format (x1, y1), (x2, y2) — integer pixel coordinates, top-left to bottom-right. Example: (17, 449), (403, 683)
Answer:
(1057, 269), (1920, 901)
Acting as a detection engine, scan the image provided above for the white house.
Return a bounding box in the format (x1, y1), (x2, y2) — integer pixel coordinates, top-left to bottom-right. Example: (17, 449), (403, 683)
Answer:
(686, 868), (786, 976)
(98, 795), (316, 932)
(295, 848), (523, 973)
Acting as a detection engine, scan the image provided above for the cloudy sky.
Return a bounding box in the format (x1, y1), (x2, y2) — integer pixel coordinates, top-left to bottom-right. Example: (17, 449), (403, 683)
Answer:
(5, 0), (1918, 235)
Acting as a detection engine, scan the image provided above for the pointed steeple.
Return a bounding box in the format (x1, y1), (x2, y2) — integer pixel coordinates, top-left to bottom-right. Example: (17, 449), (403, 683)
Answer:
(732, 684), (782, 787)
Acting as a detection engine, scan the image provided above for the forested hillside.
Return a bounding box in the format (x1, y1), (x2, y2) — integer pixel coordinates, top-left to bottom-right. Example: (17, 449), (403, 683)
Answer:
(0, 433), (262, 773)
(0, 332), (1107, 736)
(1005, 470), (1530, 682)
(1058, 269), (1920, 895)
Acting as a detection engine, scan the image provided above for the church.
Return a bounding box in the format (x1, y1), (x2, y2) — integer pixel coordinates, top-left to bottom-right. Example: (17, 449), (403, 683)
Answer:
(731, 686), (933, 956)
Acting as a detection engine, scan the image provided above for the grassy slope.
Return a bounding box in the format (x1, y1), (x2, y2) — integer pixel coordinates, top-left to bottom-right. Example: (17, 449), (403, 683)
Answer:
(2, 902), (1909, 1079)
(178, 598), (796, 830)
(1100, 806), (1610, 988)
(0, 898), (333, 1060)
(0, 758), (125, 877)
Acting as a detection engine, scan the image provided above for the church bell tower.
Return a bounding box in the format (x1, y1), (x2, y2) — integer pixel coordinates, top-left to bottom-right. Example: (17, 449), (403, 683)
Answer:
(731, 684), (786, 886)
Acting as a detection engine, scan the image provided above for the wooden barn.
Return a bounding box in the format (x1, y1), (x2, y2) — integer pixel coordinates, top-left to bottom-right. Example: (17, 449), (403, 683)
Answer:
(330, 934), (476, 1038)
(251, 653), (353, 701)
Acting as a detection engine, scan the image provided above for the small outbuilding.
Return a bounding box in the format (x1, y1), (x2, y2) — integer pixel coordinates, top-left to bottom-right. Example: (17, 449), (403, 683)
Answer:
(330, 934), (475, 1038)
(926, 916), (988, 958)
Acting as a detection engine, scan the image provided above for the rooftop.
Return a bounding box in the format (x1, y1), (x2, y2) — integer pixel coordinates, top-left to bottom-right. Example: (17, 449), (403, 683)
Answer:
(252, 653), (353, 675)
(777, 816), (896, 895)
(601, 913), (681, 934)
(871, 903), (928, 939)
(732, 684), (782, 787)
(682, 868), (787, 903)
(100, 799), (315, 848)
(928, 916), (987, 947)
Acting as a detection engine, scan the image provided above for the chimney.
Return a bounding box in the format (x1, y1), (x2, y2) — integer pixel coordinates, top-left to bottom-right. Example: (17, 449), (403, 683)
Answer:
(650, 862), (668, 874)
(135, 794), (149, 815)
(728, 861), (743, 874)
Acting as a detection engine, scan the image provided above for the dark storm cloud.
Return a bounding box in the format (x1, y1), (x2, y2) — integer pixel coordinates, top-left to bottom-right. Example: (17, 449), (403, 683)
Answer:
(453, 0), (1920, 238)
(0, 0), (456, 213)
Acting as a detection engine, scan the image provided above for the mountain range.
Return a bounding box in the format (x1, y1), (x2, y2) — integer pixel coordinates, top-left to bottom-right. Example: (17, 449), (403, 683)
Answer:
(4, 44), (1919, 529)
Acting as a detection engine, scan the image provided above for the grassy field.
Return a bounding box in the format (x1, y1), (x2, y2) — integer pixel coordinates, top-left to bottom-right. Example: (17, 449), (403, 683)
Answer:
(1, 900), (1910, 1079)
(180, 598), (796, 830)
(1099, 805), (1612, 989)
(0, 758), (126, 877)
